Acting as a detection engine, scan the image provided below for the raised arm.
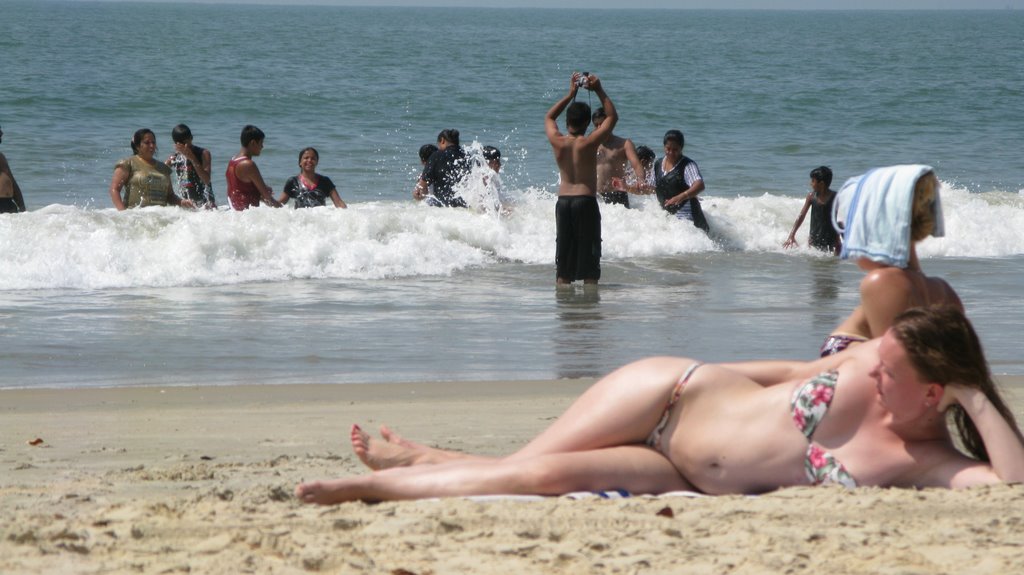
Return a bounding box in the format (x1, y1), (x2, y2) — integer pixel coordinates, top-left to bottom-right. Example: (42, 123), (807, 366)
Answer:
(584, 75), (616, 146)
(925, 384), (1024, 488)
(544, 74), (582, 143)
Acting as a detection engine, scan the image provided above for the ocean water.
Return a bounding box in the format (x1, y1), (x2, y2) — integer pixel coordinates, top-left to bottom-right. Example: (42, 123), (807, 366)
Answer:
(1, 2), (1022, 388)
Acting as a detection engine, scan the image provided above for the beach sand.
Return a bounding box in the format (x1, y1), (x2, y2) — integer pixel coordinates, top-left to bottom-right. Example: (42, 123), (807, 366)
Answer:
(2, 378), (1023, 574)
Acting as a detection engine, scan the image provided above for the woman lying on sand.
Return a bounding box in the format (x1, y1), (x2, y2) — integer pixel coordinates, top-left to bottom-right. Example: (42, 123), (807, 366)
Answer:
(296, 307), (1024, 504)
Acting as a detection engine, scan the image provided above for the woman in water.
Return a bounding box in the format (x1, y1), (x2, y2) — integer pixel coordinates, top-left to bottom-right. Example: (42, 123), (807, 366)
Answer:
(296, 306), (1023, 504)
(109, 128), (194, 210)
(278, 147), (347, 208)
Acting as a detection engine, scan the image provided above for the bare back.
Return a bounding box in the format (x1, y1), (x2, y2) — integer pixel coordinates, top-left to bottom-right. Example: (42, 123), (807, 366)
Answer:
(834, 268), (963, 340)
(544, 74), (618, 198)
(549, 133), (603, 197)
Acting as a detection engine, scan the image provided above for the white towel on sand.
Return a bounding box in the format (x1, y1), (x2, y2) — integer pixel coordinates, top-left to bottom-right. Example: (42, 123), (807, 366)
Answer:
(832, 164), (943, 268)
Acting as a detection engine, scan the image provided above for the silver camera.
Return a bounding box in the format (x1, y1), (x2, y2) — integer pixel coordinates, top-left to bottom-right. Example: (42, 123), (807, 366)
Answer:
(575, 72), (590, 88)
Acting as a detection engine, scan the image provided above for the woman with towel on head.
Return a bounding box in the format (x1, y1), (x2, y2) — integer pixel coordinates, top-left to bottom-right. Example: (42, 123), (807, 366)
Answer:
(819, 165), (962, 356)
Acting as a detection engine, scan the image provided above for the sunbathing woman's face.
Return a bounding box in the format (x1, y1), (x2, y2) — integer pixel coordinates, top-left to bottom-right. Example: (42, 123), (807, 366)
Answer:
(872, 331), (931, 420)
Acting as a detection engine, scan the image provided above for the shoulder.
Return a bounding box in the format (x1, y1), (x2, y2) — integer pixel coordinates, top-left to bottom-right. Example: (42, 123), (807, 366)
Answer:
(115, 157), (134, 171)
(861, 267), (912, 292)
(929, 276), (964, 308)
(603, 134), (626, 148)
(319, 174), (335, 189)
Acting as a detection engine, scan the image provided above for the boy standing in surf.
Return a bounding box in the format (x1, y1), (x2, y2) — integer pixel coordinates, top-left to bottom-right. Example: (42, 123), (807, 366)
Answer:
(783, 165), (840, 254)
(545, 72), (618, 286)
(166, 124), (216, 209)
(225, 125), (282, 210)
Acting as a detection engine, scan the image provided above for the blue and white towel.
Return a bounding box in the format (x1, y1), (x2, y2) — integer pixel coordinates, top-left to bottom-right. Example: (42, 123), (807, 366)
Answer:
(832, 164), (943, 268)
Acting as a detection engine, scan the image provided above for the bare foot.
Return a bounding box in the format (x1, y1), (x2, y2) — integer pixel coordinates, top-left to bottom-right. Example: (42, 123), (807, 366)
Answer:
(350, 424), (464, 471)
(295, 478), (373, 505)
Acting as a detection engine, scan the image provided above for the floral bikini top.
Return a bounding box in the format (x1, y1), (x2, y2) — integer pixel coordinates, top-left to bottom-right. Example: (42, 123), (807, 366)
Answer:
(790, 370), (858, 488)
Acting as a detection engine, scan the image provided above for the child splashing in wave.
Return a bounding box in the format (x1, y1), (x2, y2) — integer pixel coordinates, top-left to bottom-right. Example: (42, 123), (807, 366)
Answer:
(451, 142), (513, 215)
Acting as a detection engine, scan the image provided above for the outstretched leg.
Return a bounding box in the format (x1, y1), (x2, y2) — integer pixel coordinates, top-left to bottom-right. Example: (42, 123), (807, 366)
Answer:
(351, 424), (483, 470)
(348, 357), (700, 470)
(508, 357), (699, 460)
(296, 444), (694, 505)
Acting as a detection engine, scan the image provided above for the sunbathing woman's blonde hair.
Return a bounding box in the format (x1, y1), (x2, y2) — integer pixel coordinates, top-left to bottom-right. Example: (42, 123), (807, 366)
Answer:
(910, 171), (939, 242)
(892, 307), (1024, 462)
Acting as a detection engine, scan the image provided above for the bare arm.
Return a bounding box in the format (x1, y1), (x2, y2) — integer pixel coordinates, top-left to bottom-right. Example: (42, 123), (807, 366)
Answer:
(109, 166), (129, 211)
(413, 177), (429, 201)
(161, 174), (194, 209)
(622, 139), (646, 194)
(719, 340), (879, 387)
(0, 154), (26, 211)
(329, 188), (347, 208)
(783, 194), (814, 248)
(664, 179), (705, 208)
(237, 160), (282, 208)
(923, 385), (1024, 487)
(584, 76), (617, 146)
(544, 74), (582, 144)
(193, 147), (213, 185)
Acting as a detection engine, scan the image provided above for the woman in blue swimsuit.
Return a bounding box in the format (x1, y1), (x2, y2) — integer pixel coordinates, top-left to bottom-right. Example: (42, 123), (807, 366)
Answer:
(296, 306), (1024, 504)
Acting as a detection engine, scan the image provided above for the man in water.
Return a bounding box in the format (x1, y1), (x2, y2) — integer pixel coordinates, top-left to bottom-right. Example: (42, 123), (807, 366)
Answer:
(591, 107), (645, 209)
(0, 125), (26, 213)
(545, 72), (618, 286)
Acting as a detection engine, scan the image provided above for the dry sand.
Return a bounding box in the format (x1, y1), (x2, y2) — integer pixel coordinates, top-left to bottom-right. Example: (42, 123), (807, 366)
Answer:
(2, 378), (1023, 574)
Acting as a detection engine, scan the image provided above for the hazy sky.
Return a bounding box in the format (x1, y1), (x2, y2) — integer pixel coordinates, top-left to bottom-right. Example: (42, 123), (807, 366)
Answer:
(67, 0), (1024, 9)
